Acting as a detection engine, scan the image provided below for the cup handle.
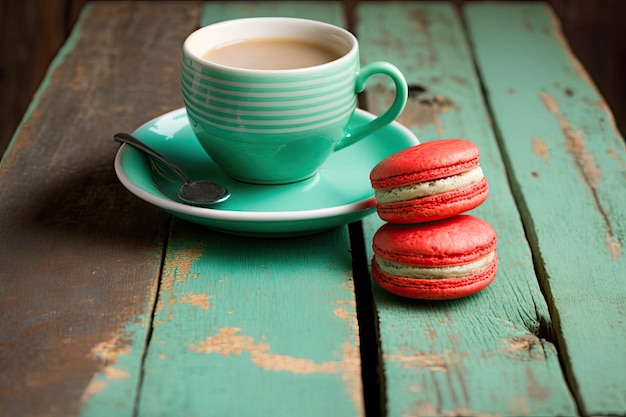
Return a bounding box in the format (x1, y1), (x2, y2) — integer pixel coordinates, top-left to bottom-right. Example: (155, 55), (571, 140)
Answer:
(335, 62), (408, 151)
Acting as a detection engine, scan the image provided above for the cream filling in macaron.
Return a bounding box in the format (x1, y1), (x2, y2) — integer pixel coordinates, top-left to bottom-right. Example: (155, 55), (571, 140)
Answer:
(375, 251), (495, 279)
(374, 166), (484, 204)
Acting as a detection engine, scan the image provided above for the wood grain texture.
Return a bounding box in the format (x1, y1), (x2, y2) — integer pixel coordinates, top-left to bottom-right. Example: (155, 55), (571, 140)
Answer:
(356, 3), (577, 415)
(0, 0), (70, 162)
(4, 0), (626, 174)
(137, 222), (362, 417)
(465, 4), (626, 415)
(0, 3), (200, 417)
(550, 0), (626, 140)
(134, 3), (364, 417)
(4, 1), (623, 416)
(200, 0), (344, 24)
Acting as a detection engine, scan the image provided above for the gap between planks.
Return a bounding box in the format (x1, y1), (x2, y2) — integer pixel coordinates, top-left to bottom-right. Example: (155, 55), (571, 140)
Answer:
(131, 221), (172, 417)
(456, 10), (582, 414)
(129, 4), (382, 417)
(348, 221), (385, 417)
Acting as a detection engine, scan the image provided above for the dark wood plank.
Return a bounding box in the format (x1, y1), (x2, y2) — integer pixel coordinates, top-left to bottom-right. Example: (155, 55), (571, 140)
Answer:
(0, 0), (69, 161)
(0, 3), (201, 416)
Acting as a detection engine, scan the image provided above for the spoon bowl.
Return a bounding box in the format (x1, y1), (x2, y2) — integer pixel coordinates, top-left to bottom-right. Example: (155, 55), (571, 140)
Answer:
(114, 132), (230, 207)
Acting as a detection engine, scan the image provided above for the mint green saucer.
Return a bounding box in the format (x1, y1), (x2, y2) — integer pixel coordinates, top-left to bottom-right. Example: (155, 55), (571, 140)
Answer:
(114, 108), (418, 237)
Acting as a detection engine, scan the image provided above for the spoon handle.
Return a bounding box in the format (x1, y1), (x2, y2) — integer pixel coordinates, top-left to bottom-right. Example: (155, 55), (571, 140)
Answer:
(114, 132), (190, 183)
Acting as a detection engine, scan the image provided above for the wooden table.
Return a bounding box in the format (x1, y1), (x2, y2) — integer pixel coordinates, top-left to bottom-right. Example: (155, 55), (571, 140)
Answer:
(1, 2), (624, 416)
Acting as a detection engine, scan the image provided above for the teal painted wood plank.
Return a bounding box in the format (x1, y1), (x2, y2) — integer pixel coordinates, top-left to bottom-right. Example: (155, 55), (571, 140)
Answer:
(136, 4), (363, 416)
(79, 322), (153, 417)
(200, 1), (344, 25)
(357, 3), (577, 416)
(137, 222), (362, 417)
(465, 4), (626, 415)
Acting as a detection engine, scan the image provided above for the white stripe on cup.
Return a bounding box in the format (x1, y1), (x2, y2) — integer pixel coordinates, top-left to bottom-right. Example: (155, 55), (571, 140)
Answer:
(186, 99), (356, 133)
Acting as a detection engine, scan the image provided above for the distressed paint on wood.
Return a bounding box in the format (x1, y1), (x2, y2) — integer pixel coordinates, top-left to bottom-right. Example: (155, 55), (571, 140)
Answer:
(200, 1), (344, 25)
(136, 222), (362, 417)
(3, 2), (622, 416)
(134, 3), (364, 417)
(78, 321), (151, 417)
(356, 3), (577, 416)
(0, 2), (199, 417)
(465, 4), (626, 415)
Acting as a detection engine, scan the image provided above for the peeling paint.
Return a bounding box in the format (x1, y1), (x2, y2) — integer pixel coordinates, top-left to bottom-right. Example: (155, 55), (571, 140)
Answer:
(334, 292), (363, 415)
(539, 91), (559, 114)
(79, 378), (108, 405)
(153, 309), (174, 326)
(178, 291), (211, 310)
(367, 79), (454, 134)
(189, 325), (363, 414)
(499, 335), (553, 361)
(332, 299), (357, 307)
(408, 384), (423, 393)
(340, 342), (363, 416)
(606, 232), (623, 262)
(334, 306), (352, 320)
(385, 352), (448, 372)
(403, 93), (454, 135)
(88, 335), (132, 363)
(531, 136), (549, 162)
(103, 366), (131, 380)
(526, 368), (550, 402)
(539, 90), (622, 260)
(80, 334), (133, 405)
(158, 241), (205, 315)
(410, 8), (438, 68)
(508, 397), (531, 415)
(189, 328), (338, 374)
(608, 148), (626, 169)
(408, 401), (502, 417)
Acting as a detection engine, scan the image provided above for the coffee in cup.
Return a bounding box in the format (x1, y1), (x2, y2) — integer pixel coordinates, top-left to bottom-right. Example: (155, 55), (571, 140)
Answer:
(181, 17), (408, 184)
(202, 38), (343, 70)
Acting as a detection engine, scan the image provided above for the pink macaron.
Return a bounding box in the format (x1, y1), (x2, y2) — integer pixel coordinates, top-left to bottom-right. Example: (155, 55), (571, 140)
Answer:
(371, 215), (497, 300)
(370, 139), (489, 224)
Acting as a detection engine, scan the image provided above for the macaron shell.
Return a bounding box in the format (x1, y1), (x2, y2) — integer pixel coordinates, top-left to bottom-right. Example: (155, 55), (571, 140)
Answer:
(372, 215), (496, 267)
(376, 177), (489, 224)
(370, 139), (480, 189)
(372, 252), (498, 300)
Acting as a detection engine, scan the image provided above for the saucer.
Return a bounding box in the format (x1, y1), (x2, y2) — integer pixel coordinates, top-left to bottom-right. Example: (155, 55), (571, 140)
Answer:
(114, 107), (419, 237)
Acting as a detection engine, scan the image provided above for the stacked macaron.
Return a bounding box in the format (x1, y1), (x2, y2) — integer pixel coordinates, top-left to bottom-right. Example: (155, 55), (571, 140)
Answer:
(369, 139), (497, 300)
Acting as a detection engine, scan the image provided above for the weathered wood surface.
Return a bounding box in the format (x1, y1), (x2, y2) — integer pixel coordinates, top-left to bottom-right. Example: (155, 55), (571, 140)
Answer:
(2, 1), (625, 417)
(465, 4), (626, 415)
(0, 3), (197, 417)
(357, 2), (577, 416)
(4, 0), (626, 170)
(136, 223), (362, 417)
(129, 3), (364, 417)
(199, 0), (344, 23)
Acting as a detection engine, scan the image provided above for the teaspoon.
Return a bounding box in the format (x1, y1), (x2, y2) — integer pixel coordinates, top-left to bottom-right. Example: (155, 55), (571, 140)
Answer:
(114, 132), (230, 206)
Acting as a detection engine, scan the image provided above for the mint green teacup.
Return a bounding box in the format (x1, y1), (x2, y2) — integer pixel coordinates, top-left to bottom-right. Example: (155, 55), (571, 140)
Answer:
(181, 17), (408, 184)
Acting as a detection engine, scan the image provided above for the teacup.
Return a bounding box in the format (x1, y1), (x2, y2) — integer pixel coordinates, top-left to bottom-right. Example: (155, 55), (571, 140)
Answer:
(181, 17), (408, 184)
